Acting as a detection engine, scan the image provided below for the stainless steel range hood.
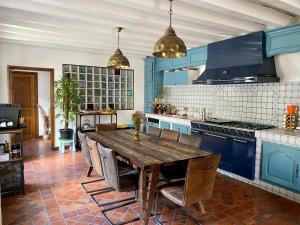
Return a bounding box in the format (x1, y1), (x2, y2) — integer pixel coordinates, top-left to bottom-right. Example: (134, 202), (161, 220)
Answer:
(193, 31), (279, 84)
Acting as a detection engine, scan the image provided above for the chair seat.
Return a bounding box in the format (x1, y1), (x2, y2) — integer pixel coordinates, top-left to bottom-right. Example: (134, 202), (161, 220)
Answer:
(160, 181), (185, 206)
(119, 171), (139, 192)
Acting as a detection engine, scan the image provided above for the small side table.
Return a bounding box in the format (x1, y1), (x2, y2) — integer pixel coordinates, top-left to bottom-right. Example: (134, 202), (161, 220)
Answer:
(58, 138), (76, 154)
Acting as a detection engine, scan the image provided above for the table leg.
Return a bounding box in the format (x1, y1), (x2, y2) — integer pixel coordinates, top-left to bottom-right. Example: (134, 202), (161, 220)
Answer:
(139, 165), (160, 225)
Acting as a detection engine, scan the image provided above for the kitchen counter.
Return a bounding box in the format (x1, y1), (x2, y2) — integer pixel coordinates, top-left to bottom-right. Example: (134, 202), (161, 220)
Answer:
(255, 128), (300, 147)
(145, 113), (199, 126)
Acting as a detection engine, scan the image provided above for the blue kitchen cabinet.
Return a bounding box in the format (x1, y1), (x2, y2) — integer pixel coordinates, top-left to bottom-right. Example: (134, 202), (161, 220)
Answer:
(188, 46), (207, 67)
(262, 141), (300, 192)
(172, 123), (189, 134)
(265, 23), (300, 57)
(172, 55), (188, 69)
(232, 139), (256, 180)
(160, 121), (171, 129)
(199, 131), (233, 172)
(156, 58), (171, 71)
(164, 71), (188, 86)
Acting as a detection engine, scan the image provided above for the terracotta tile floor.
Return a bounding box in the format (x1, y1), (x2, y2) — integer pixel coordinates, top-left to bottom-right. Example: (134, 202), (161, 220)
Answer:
(2, 139), (300, 225)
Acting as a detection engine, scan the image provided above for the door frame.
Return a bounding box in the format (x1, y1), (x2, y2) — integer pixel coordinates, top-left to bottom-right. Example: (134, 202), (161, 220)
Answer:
(7, 65), (55, 149)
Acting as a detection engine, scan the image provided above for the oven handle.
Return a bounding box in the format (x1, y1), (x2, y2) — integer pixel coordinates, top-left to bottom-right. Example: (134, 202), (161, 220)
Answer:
(204, 132), (227, 140)
(234, 138), (248, 143)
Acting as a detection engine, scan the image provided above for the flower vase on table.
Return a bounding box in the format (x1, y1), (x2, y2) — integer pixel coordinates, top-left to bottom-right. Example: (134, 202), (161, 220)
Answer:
(132, 111), (144, 142)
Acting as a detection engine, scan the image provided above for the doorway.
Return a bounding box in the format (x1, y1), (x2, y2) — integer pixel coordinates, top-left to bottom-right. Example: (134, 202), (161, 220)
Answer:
(10, 71), (38, 141)
(8, 66), (55, 149)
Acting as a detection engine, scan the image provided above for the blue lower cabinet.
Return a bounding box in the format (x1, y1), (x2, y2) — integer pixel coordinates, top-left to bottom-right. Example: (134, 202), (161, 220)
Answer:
(160, 121), (171, 129)
(172, 123), (189, 134)
(262, 141), (300, 192)
(146, 122), (159, 132)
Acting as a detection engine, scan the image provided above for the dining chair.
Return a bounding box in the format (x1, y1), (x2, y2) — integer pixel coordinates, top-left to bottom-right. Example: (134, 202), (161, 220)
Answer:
(153, 154), (221, 225)
(87, 138), (133, 207)
(160, 129), (180, 142)
(78, 131), (93, 177)
(96, 123), (117, 132)
(98, 143), (140, 225)
(179, 133), (202, 148)
(147, 126), (162, 137)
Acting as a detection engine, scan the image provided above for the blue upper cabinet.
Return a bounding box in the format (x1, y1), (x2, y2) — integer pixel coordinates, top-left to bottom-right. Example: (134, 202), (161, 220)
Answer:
(156, 58), (171, 71)
(164, 71), (188, 86)
(172, 55), (188, 69)
(262, 141), (300, 193)
(144, 58), (153, 82)
(188, 46), (208, 67)
(265, 23), (300, 57)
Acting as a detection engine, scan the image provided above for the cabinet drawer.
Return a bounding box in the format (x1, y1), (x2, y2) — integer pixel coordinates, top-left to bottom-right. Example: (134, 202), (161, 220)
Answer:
(262, 141), (300, 192)
(147, 122), (159, 129)
(172, 123), (189, 134)
(160, 121), (171, 129)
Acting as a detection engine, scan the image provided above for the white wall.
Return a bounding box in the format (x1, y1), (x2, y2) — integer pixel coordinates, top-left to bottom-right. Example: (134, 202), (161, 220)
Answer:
(275, 51), (300, 82)
(37, 71), (50, 136)
(0, 42), (145, 145)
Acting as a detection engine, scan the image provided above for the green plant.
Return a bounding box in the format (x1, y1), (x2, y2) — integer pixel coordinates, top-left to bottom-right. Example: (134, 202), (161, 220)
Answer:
(131, 111), (144, 129)
(55, 76), (82, 130)
(157, 87), (166, 101)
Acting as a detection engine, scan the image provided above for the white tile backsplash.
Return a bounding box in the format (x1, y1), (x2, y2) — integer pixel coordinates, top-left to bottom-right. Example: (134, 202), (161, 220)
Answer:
(162, 82), (300, 127)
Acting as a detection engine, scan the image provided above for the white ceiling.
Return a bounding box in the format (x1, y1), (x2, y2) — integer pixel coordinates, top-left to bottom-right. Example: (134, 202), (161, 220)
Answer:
(0, 0), (299, 58)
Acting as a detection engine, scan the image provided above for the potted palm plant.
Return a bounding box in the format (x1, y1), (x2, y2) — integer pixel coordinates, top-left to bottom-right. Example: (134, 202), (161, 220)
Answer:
(55, 75), (82, 139)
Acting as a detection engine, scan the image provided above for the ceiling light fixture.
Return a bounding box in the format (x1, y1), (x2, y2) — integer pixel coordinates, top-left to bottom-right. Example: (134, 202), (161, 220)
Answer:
(107, 27), (130, 69)
(152, 0), (187, 58)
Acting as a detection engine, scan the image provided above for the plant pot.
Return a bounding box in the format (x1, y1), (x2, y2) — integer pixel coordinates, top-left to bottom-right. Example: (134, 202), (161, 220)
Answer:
(43, 134), (50, 140)
(59, 129), (74, 140)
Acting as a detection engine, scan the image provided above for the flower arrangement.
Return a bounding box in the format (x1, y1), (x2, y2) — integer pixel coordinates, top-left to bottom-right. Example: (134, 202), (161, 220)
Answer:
(131, 111), (144, 130)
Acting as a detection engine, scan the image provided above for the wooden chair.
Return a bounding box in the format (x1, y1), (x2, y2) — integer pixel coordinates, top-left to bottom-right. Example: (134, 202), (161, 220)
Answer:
(147, 126), (162, 137)
(78, 131), (93, 177)
(96, 123), (117, 132)
(98, 144), (140, 225)
(153, 154), (221, 225)
(160, 129), (180, 142)
(179, 133), (202, 148)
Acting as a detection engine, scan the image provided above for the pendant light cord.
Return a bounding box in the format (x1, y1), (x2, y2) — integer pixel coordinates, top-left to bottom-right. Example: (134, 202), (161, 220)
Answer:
(169, 0), (173, 27)
(117, 30), (120, 48)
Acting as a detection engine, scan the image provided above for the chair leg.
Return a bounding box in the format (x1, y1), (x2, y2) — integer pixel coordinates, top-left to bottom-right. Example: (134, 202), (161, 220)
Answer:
(153, 192), (163, 225)
(81, 177), (108, 193)
(91, 189), (137, 207)
(181, 208), (203, 225)
(86, 166), (93, 177)
(100, 196), (140, 225)
(198, 201), (206, 214)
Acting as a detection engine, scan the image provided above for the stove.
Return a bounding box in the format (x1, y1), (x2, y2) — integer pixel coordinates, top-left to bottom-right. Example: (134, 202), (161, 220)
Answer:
(191, 118), (275, 140)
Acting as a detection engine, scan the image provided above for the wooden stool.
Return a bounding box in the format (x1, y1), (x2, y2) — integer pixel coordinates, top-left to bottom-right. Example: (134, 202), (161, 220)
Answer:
(59, 138), (76, 153)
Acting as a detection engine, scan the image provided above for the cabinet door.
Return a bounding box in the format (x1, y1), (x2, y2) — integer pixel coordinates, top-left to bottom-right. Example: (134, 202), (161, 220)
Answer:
(160, 121), (171, 129)
(144, 59), (153, 82)
(262, 142), (300, 192)
(172, 123), (189, 134)
(164, 71), (188, 86)
(188, 46), (207, 67)
(156, 58), (171, 71)
(200, 132), (233, 172)
(172, 55), (188, 69)
(232, 139), (256, 180)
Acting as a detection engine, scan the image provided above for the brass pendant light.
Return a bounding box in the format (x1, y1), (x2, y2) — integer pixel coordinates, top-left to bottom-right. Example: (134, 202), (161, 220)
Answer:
(153, 0), (187, 58)
(107, 27), (130, 69)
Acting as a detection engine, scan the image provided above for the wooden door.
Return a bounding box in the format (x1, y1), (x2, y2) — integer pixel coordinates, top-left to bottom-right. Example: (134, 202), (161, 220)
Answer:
(10, 71), (38, 141)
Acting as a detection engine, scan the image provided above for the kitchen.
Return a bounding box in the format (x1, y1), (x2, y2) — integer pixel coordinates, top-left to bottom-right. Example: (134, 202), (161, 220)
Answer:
(1, 0), (300, 225)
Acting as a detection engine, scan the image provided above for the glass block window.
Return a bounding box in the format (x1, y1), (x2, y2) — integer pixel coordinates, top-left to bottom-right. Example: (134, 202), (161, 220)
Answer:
(62, 64), (134, 111)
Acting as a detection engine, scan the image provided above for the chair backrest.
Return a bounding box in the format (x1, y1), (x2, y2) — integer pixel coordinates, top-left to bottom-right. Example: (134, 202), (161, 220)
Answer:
(96, 123), (117, 132)
(86, 137), (103, 176)
(78, 131), (92, 166)
(160, 129), (180, 142)
(179, 134), (202, 149)
(97, 143), (120, 191)
(147, 127), (162, 137)
(183, 154), (221, 206)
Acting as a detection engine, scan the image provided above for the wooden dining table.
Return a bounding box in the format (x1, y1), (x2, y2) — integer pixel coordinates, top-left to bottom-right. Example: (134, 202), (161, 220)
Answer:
(87, 129), (210, 225)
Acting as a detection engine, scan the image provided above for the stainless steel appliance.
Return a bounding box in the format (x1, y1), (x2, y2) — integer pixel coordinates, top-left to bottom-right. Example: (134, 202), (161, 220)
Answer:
(191, 119), (274, 180)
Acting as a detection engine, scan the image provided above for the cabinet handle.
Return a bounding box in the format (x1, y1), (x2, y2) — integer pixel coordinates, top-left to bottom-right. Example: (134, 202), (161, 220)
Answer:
(204, 133), (227, 139)
(234, 139), (248, 144)
(296, 165), (299, 178)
